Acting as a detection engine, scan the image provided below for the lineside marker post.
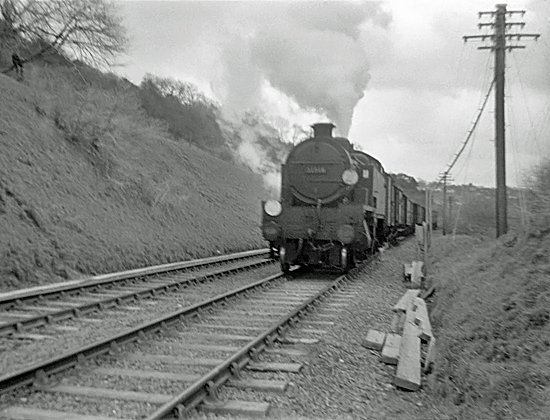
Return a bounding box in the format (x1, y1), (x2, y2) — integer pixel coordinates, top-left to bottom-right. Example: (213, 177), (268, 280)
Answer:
(415, 225), (423, 261)
(424, 189), (431, 277)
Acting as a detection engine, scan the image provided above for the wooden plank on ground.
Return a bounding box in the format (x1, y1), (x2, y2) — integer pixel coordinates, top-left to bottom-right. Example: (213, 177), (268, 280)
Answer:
(248, 362), (303, 373)
(200, 324), (262, 332)
(0, 311), (37, 319)
(304, 320), (335, 326)
(380, 333), (401, 365)
(264, 347), (308, 357)
(362, 329), (386, 351)
(229, 378), (288, 392)
(414, 297), (433, 342)
(201, 400), (270, 417)
(278, 337), (319, 345)
(11, 333), (53, 340)
(16, 305), (60, 313)
(154, 342), (239, 352)
(394, 305), (421, 391)
(50, 385), (172, 404)
(177, 332), (255, 341)
(392, 289), (420, 313)
(126, 353), (222, 366)
(51, 325), (80, 332)
(94, 367), (199, 382)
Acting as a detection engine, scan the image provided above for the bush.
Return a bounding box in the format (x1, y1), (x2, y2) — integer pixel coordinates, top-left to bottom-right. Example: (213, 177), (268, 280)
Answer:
(26, 65), (168, 178)
(139, 76), (225, 149)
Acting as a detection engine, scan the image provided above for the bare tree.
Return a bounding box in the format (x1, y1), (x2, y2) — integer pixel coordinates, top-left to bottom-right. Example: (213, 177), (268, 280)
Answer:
(1, 0), (128, 70)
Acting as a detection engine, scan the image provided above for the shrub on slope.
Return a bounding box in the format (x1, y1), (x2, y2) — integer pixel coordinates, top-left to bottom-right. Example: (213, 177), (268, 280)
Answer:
(0, 68), (266, 290)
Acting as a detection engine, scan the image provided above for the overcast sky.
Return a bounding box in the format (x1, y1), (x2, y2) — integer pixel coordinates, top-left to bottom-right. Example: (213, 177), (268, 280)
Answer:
(115, 1), (550, 187)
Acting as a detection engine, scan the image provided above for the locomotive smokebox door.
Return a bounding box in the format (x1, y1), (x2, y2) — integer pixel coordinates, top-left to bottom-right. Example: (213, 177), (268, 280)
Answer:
(286, 125), (352, 205)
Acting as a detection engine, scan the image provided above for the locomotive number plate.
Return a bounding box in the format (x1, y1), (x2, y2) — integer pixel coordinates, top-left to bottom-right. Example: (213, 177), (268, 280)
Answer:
(305, 166), (327, 174)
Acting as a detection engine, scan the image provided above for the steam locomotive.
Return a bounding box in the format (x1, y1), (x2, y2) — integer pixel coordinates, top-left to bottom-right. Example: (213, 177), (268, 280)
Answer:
(261, 123), (429, 273)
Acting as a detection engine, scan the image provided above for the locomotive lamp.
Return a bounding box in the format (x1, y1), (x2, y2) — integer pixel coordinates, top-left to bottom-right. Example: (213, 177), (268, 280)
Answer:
(264, 200), (282, 216)
(342, 169), (359, 185)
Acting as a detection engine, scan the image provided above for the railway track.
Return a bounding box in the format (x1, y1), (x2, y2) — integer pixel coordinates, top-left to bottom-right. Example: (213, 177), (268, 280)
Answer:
(0, 261), (369, 420)
(0, 249), (271, 338)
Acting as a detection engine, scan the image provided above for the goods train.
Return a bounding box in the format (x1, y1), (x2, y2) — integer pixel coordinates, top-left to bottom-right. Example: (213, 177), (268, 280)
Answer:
(261, 122), (435, 273)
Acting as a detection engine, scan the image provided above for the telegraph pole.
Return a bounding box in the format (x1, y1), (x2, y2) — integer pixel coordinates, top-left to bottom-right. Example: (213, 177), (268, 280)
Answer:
(464, 4), (539, 237)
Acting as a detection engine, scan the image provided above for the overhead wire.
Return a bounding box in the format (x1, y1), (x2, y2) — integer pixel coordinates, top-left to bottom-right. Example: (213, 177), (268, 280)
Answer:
(442, 49), (491, 170)
(434, 53), (493, 233)
(441, 79), (494, 179)
(451, 127), (479, 236)
(433, 54), (494, 190)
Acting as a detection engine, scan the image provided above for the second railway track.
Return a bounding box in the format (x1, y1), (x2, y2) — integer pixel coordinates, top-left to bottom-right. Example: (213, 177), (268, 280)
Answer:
(0, 249), (272, 338)
(0, 260), (371, 420)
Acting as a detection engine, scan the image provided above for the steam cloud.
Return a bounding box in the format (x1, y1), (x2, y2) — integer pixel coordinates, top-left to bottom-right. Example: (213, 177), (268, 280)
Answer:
(215, 2), (391, 136)
(121, 1), (391, 194)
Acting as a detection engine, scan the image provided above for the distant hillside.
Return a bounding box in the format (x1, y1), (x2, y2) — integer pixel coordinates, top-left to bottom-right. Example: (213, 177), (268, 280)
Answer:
(430, 183), (525, 236)
(391, 173), (426, 204)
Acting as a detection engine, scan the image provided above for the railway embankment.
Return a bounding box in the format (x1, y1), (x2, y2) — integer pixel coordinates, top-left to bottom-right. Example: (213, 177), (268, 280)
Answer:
(0, 73), (266, 291)
(424, 231), (550, 420)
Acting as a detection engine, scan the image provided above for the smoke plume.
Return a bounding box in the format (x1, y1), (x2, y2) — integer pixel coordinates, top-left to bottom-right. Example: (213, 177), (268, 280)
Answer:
(215, 2), (391, 136)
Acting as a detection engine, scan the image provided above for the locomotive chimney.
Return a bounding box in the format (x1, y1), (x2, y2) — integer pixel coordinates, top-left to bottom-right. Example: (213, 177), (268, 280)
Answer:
(312, 123), (335, 138)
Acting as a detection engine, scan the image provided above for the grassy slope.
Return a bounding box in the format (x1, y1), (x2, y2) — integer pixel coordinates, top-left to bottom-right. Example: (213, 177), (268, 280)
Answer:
(424, 232), (550, 419)
(0, 73), (266, 290)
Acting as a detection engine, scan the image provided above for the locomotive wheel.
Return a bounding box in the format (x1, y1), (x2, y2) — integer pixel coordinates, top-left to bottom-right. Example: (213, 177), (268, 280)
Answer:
(279, 246), (290, 274)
